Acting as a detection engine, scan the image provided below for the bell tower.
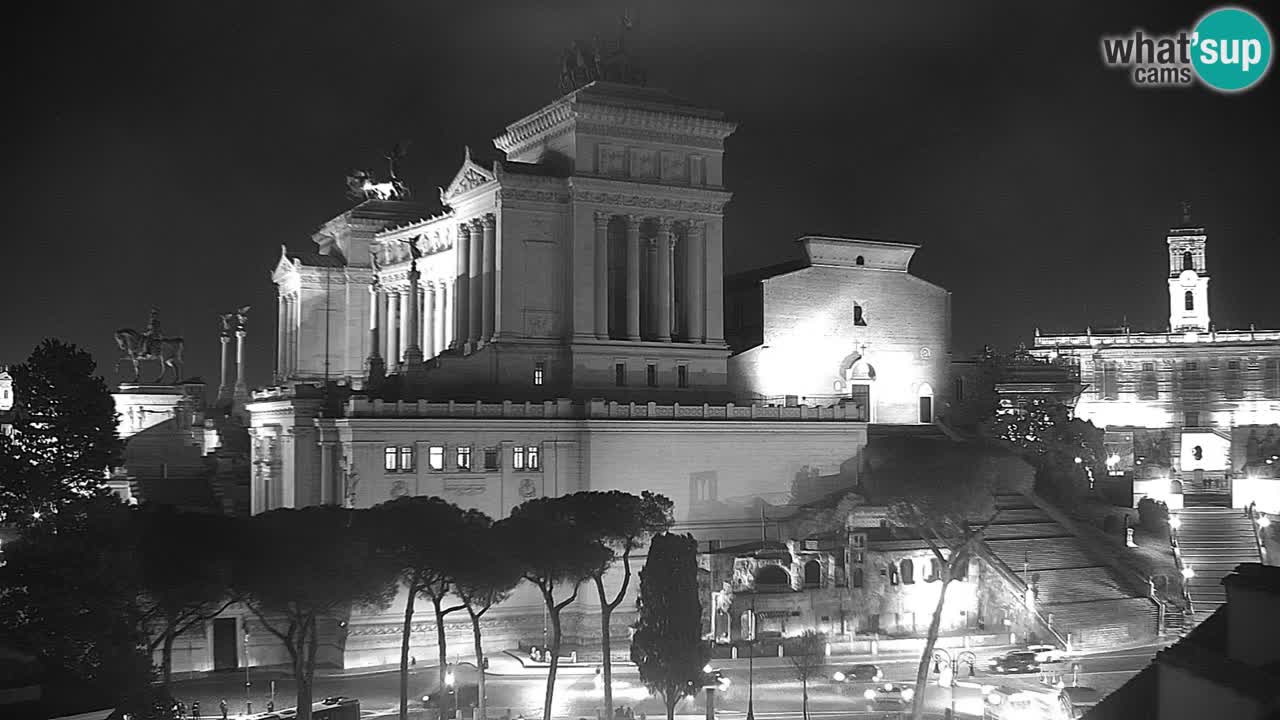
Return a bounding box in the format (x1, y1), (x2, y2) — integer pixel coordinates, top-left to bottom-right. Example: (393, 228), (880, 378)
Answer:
(1167, 202), (1210, 333)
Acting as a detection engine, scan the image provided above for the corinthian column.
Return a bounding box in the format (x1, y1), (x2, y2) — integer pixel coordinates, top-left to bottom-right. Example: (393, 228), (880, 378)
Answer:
(387, 290), (400, 364)
(657, 218), (674, 342)
(468, 218), (483, 349)
(594, 211), (610, 339)
(454, 224), (471, 350)
(438, 283), (450, 352)
(685, 220), (705, 343)
(275, 297), (286, 382)
(403, 263), (423, 367)
(234, 328), (249, 400)
(424, 284), (436, 358)
(481, 214), (496, 342)
(218, 333), (232, 402)
(625, 215), (641, 341)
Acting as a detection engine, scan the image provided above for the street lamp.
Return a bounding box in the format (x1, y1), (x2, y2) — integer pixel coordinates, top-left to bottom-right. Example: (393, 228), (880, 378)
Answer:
(1169, 515), (1182, 530)
(445, 668), (456, 720)
(746, 596), (757, 720)
(1259, 514), (1271, 529)
(1182, 565), (1195, 580)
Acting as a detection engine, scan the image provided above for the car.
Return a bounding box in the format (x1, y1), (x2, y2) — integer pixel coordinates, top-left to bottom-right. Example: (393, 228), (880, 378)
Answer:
(861, 682), (915, 707)
(421, 662), (484, 709)
(1027, 644), (1069, 663)
(988, 650), (1041, 674)
(831, 663), (884, 683)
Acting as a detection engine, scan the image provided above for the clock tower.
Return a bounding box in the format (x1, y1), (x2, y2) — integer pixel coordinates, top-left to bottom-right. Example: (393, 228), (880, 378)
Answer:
(1167, 210), (1210, 333)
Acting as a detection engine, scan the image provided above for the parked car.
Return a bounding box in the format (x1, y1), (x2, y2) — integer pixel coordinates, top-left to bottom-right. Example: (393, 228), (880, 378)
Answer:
(988, 650), (1041, 674)
(421, 662), (483, 709)
(861, 682), (915, 707)
(831, 664), (884, 683)
(1027, 644), (1069, 663)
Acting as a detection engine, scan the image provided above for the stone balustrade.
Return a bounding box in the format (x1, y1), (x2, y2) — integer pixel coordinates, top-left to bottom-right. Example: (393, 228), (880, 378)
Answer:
(341, 396), (867, 421)
(1036, 329), (1280, 348)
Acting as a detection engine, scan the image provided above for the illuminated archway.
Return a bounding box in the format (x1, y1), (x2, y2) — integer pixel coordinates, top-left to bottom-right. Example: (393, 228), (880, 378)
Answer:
(918, 382), (935, 424)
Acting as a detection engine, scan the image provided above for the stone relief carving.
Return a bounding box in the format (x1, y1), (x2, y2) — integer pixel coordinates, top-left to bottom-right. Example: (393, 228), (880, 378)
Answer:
(341, 456), (360, 508)
(519, 478), (539, 499)
(661, 152), (688, 181)
(599, 145), (626, 176)
(631, 149), (656, 178)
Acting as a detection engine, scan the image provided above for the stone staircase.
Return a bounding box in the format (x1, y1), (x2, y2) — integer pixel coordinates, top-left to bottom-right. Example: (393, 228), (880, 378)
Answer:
(983, 494), (1159, 650)
(1175, 504), (1261, 621)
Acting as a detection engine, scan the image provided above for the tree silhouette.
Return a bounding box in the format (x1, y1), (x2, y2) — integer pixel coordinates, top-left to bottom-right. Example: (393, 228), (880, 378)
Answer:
(631, 533), (708, 720)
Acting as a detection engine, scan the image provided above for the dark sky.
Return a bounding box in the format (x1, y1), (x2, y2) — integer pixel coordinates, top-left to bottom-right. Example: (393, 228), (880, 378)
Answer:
(4, 1), (1278, 389)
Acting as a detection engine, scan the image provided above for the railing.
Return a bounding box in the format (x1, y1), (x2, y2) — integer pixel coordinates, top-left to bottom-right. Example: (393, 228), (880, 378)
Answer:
(1169, 521), (1195, 617)
(1248, 502), (1268, 565)
(340, 396), (871, 421)
(976, 543), (1071, 650)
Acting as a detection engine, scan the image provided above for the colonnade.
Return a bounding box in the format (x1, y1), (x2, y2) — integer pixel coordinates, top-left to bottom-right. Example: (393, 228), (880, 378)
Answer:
(594, 212), (708, 343)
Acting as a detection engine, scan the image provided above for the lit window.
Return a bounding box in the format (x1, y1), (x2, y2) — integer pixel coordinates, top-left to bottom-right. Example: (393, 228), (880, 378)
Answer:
(484, 448), (499, 470)
(384, 447), (397, 472)
(428, 446), (444, 471)
(398, 446), (415, 472)
(647, 363), (657, 387)
(527, 445), (540, 470)
(615, 363), (627, 387)
(888, 566), (900, 586)
(677, 365), (688, 388)
(456, 446), (472, 470)
(534, 361), (545, 386)
(513, 446), (525, 470)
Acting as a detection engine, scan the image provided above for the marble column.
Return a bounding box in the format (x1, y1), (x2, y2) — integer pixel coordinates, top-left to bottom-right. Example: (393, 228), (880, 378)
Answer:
(367, 285), (382, 360)
(454, 224), (471, 349)
(684, 220), (705, 343)
(387, 290), (401, 364)
(404, 264), (423, 366)
(647, 238), (660, 339)
(285, 295), (296, 377)
(468, 218), (483, 348)
(657, 218), (674, 342)
(218, 334), (232, 401)
(319, 441), (336, 505)
(593, 211), (610, 339)
(625, 215), (641, 341)
(439, 283), (450, 352)
(481, 214), (496, 342)
(424, 285), (436, 358)
(234, 329), (248, 398)
(275, 297), (286, 382)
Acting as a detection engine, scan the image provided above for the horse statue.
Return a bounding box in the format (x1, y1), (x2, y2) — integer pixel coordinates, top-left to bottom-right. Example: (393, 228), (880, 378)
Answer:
(114, 328), (185, 384)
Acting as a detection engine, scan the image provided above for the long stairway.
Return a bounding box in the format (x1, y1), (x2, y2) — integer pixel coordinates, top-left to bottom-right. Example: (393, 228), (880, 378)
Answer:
(983, 495), (1158, 650)
(1176, 504), (1261, 621)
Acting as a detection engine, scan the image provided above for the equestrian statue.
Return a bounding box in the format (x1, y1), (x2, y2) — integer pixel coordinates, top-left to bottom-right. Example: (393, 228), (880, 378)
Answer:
(115, 308), (185, 384)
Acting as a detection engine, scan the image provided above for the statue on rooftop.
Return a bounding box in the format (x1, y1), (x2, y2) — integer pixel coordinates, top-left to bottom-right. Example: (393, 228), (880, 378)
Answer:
(559, 11), (646, 93)
(346, 142), (411, 201)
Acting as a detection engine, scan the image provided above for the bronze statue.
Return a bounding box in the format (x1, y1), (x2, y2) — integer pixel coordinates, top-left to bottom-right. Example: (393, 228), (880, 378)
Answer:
(115, 309), (185, 384)
(345, 143), (411, 202)
(559, 12), (645, 92)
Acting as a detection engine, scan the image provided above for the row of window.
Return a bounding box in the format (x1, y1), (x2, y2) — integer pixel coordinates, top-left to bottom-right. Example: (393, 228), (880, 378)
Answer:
(1097, 359), (1280, 400)
(614, 362), (690, 388)
(384, 444), (541, 473)
(885, 557), (970, 586)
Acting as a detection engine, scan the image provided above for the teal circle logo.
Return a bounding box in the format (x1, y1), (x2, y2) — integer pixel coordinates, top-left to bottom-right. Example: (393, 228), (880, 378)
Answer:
(1192, 7), (1273, 92)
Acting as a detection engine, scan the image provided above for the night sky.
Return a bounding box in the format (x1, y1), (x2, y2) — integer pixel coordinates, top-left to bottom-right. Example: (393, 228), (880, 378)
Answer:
(5, 1), (1278, 390)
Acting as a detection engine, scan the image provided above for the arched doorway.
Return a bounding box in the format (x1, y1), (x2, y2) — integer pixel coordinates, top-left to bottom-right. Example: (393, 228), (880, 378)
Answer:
(917, 383), (935, 424)
(838, 351), (876, 422)
(803, 559), (821, 587)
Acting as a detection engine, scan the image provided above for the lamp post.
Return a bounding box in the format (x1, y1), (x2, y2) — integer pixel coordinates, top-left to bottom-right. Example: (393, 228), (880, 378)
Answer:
(445, 667), (456, 720)
(746, 596), (757, 720)
(243, 631), (251, 716)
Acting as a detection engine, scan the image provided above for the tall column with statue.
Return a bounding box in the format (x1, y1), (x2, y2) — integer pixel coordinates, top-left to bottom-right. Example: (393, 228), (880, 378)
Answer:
(217, 314), (233, 403)
(401, 238), (424, 369)
(233, 307), (250, 405)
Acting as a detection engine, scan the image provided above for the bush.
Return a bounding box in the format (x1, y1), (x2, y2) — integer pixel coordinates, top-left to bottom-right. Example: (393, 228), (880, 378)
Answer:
(1137, 498), (1169, 531)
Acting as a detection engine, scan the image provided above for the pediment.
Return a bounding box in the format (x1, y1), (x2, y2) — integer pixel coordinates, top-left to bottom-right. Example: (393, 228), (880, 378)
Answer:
(441, 147), (496, 203)
(271, 245), (298, 283)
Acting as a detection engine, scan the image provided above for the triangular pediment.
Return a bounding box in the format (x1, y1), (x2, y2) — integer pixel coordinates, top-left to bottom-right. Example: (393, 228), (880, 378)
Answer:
(441, 147), (496, 203)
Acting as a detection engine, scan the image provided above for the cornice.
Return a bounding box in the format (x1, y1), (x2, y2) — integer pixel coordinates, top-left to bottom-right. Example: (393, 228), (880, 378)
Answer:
(494, 101), (576, 153)
(569, 179), (733, 216)
(498, 187), (572, 205)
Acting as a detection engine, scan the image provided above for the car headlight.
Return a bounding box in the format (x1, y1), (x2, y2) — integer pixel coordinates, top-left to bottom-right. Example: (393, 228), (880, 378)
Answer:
(833, 672), (846, 682)
(874, 672), (883, 682)
(863, 688), (876, 700)
(902, 688), (915, 702)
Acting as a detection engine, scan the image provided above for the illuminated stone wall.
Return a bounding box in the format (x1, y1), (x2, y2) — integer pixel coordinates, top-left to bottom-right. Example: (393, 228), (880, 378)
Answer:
(727, 236), (952, 424)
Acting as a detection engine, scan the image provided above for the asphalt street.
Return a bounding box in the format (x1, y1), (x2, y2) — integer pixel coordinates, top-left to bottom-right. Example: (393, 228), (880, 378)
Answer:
(169, 642), (1171, 719)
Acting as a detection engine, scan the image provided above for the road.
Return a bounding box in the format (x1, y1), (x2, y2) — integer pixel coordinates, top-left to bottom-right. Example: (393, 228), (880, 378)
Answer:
(170, 642), (1170, 719)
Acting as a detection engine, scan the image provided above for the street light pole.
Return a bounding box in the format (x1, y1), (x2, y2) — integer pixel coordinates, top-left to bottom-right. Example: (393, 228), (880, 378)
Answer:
(243, 631), (251, 716)
(746, 595), (756, 720)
